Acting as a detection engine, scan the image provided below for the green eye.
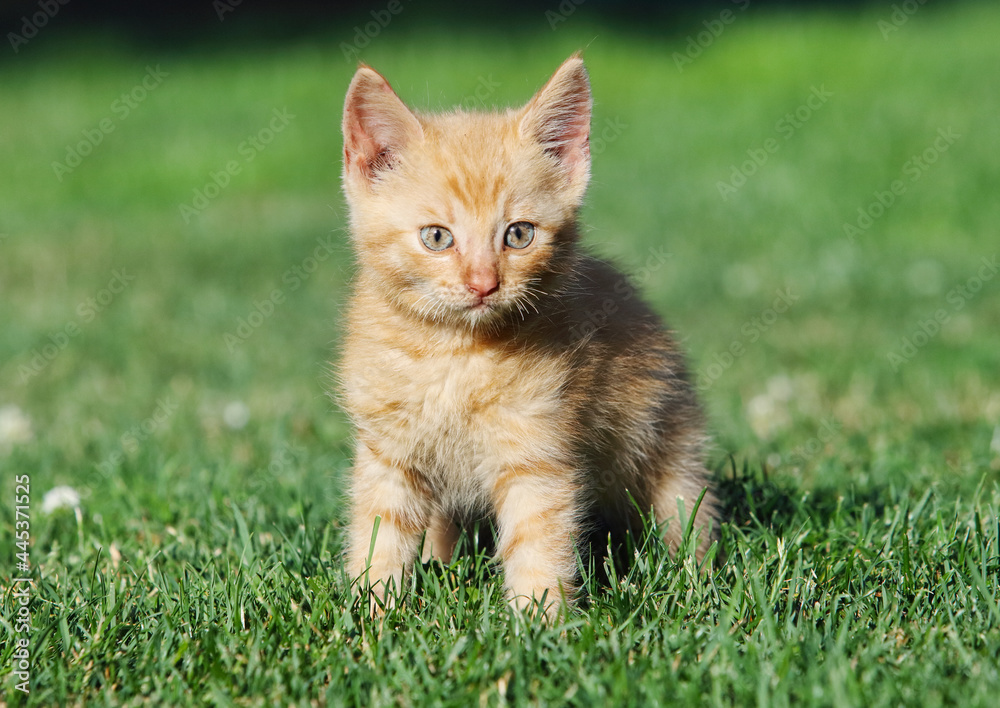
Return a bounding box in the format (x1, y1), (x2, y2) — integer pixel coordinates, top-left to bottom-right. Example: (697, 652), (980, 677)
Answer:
(420, 225), (454, 251)
(504, 222), (535, 249)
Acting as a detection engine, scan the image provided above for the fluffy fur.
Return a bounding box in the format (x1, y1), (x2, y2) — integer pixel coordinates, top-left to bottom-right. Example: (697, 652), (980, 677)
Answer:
(338, 54), (719, 618)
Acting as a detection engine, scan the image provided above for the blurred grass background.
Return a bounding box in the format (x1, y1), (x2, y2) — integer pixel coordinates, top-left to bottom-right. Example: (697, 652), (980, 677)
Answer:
(0, 1), (999, 703)
(1, 0), (997, 496)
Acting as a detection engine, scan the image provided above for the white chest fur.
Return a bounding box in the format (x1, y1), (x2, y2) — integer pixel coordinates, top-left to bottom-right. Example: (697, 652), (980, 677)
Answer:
(345, 339), (570, 508)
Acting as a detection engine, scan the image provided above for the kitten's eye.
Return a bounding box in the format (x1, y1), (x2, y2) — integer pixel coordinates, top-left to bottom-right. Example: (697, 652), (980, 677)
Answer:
(504, 222), (535, 249)
(420, 225), (454, 252)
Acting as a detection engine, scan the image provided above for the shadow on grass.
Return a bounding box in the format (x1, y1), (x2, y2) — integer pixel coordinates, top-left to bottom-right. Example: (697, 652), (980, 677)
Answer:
(715, 456), (893, 532)
(715, 457), (801, 531)
(405, 458), (903, 613)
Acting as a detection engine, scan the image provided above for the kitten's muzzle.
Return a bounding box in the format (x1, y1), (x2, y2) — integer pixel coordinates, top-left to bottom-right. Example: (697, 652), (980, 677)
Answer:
(465, 271), (500, 299)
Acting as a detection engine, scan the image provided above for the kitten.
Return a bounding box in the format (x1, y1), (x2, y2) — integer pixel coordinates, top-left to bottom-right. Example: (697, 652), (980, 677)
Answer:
(339, 54), (719, 619)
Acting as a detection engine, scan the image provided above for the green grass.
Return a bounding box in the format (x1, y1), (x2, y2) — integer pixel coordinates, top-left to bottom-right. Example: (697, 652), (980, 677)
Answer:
(2, 2), (999, 705)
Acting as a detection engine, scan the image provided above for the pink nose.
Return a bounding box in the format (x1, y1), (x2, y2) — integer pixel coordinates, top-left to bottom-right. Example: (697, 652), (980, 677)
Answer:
(466, 271), (499, 298)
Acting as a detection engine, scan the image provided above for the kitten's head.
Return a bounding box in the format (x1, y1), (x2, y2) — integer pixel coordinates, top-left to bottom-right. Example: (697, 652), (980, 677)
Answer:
(341, 55), (592, 330)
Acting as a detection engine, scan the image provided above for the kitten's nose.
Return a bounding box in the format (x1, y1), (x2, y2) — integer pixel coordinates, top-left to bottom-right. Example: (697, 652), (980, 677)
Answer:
(466, 271), (499, 298)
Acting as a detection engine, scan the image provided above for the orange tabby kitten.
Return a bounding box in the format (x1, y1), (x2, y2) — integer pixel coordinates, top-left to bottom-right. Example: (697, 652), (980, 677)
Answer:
(339, 54), (718, 618)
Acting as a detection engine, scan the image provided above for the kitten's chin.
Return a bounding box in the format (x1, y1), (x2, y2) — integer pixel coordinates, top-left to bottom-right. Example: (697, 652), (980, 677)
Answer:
(459, 300), (505, 328)
(442, 299), (510, 331)
(400, 288), (518, 331)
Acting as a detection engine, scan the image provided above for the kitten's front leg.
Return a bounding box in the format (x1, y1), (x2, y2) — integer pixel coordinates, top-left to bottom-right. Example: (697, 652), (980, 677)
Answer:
(492, 465), (581, 620)
(420, 511), (460, 564)
(347, 443), (430, 613)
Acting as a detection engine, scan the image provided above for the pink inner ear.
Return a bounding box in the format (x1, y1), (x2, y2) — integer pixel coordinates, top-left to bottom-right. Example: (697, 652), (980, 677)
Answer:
(344, 98), (396, 181)
(523, 58), (593, 183)
(344, 114), (381, 178)
(342, 68), (423, 182)
(545, 102), (591, 175)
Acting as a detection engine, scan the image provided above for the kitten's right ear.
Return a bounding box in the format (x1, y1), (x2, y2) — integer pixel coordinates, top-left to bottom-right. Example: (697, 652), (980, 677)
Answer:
(519, 54), (592, 197)
(342, 66), (423, 185)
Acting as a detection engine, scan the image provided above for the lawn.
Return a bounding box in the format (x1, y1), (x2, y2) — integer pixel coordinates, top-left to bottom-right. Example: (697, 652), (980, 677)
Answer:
(1, 2), (999, 705)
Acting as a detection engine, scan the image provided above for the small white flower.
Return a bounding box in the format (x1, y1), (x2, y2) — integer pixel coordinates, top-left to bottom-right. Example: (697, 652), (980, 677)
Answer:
(0, 404), (34, 448)
(747, 393), (785, 440)
(42, 485), (81, 514)
(223, 401), (250, 430)
(747, 375), (795, 440)
(766, 374), (795, 402)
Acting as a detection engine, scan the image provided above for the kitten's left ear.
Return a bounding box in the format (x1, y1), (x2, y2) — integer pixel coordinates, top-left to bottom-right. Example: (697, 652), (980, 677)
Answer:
(520, 53), (592, 196)
(342, 65), (423, 186)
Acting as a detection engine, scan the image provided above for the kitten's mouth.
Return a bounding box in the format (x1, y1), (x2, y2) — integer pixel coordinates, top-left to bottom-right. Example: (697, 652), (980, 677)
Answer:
(464, 296), (503, 320)
(464, 291), (500, 311)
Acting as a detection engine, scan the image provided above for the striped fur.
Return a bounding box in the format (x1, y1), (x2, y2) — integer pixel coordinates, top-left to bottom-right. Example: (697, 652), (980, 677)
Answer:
(338, 55), (719, 619)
